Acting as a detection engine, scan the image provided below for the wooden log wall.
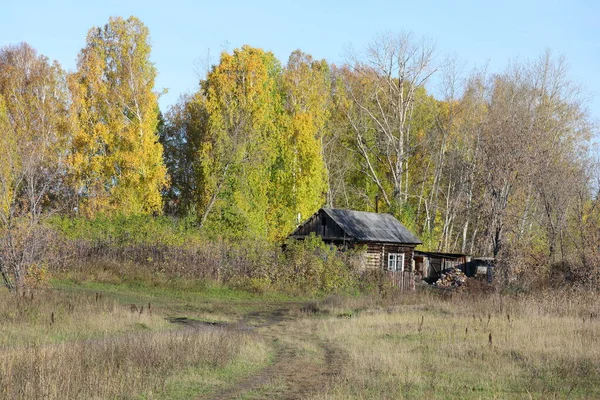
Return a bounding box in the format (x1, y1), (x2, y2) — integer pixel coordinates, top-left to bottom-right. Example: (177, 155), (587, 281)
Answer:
(388, 271), (416, 291)
(293, 210), (347, 241)
(360, 243), (415, 271)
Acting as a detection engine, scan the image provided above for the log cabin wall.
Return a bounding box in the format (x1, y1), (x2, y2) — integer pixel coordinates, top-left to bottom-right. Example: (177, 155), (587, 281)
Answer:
(364, 243), (382, 270)
(382, 244), (415, 271)
(360, 242), (415, 272)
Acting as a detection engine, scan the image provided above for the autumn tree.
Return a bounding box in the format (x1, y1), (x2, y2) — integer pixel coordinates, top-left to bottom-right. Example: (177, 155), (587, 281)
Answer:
(412, 61), (487, 253)
(322, 66), (363, 209)
(159, 94), (208, 215)
(570, 161), (600, 284)
(527, 52), (591, 265)
(341, 32), (436, 211)
(196, 46), (282, 238)
(69, 16), (167, 216)
(0, 43), (71, 292)
(189, 47), (335, 239)
(275, 50), (330, 231)
(475, 58), (586, 269)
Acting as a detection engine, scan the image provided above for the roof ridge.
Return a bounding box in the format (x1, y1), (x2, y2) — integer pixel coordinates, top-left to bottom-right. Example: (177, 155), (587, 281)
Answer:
(323, 207), (391, 215)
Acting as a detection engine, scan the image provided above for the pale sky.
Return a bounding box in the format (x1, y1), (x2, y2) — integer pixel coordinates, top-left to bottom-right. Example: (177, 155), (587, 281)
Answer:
(2, 0), (599, 130)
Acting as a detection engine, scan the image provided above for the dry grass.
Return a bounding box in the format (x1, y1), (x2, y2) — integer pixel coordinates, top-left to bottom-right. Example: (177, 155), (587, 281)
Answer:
(4, 279), (600, 399)
(0, 287), (270, 399)
(0, 328), (267, 399)
(0, 288), (173, 346)
(310, 289), (600, 399)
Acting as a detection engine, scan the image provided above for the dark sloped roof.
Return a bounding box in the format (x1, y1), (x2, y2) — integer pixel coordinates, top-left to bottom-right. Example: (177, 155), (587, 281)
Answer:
(323, 208), (422, 244)
(414, 250), (466, 258)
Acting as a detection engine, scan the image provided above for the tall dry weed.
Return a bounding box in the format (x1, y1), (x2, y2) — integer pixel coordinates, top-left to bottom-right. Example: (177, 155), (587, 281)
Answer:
(0, 328), (251, 399)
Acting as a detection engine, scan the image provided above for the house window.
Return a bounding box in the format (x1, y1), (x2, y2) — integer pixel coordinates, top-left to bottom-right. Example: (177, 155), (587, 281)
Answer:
(387, 253), (404, 272)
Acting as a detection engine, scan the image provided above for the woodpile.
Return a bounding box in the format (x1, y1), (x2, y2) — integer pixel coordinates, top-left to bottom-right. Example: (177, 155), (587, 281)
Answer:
(433, 267), (467, 288)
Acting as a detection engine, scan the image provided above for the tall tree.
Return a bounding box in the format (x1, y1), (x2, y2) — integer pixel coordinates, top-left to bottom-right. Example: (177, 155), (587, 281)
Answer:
(197, 45), (282, 238)
(277, 50), (330, 229)
(160, 94), (208, 215)
(0, 43), (71, 292)
(325, 66), (379, 211)
(342, 32), (436, 210)
(466, 54), (591, 276)
(69, 16), (167, 215)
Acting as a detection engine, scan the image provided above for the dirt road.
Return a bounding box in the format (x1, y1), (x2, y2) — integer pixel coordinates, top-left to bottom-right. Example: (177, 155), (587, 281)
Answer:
(173, 305), (347, 399)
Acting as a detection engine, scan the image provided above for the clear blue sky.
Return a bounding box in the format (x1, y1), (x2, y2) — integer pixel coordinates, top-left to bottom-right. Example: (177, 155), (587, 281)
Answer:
(2, 0), (599, 129)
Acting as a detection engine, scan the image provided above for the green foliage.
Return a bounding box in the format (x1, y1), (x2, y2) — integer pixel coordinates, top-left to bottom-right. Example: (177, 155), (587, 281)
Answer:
(272, 51), (330, 238)
(48, 213), (201, 247)
(159, 95), (208, 215)
(186, 47), (331, 241)
(196, 46), (283, 239)
(47, 219), (361, 296)
(279, 234), (358, 294)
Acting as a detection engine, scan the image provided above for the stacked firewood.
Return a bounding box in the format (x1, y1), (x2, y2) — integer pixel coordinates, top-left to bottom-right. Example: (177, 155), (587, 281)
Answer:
(433, 267), (467, 288)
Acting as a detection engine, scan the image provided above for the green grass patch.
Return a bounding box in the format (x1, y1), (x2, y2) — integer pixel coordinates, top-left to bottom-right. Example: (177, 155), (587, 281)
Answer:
(51, 276), (306, 323)
(158, 339), (273, 399)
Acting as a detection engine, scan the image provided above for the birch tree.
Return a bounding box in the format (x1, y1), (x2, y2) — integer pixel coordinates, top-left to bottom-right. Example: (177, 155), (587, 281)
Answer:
(278, 50), (330, 228)
(69, 16), (167, 215)
(0, 43), (71, 292)
(197, 46), (282, 238)
(342, 32), (436, 209)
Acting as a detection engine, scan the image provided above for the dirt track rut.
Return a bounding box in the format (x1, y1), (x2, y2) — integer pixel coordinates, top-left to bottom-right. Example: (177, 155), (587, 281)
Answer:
(174, 306), (347, 400)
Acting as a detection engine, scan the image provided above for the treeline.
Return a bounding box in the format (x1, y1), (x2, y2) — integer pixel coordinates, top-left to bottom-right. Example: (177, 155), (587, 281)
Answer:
(164, 33), (599, 281)
(1, 16), (599, 292)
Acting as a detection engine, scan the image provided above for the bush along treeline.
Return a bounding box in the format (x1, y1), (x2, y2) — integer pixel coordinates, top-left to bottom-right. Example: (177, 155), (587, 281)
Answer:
(40, 221), (364, 295)
(0, 16), (599, 293)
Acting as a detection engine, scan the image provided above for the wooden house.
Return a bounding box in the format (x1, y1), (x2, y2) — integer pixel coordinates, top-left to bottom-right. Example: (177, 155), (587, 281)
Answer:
(289, 208), (422, 275)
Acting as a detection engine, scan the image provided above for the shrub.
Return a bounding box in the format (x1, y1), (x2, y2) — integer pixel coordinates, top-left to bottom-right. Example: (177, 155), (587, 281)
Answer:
(48, 213), (202, 248)
(42, 221), (363, 295)
(280, 234), (359, 294)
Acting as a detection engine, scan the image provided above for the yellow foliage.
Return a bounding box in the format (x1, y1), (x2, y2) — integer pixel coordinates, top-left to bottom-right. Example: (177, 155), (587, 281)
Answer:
(69, 16), (168, 216)
(0, 98), (15, 222)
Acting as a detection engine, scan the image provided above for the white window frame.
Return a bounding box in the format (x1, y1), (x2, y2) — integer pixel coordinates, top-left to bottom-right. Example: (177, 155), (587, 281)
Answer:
(387, 253), (405, 272)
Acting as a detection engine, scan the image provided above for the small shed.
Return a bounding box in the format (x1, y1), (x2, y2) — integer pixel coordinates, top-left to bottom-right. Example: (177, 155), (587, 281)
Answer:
(289, 208), (422, 275)
(465, 257), (495, 282)
(414, 250), (469, 281)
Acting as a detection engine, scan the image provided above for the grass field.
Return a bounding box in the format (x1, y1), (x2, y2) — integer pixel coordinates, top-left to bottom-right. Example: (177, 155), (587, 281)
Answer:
(310, 291), (600, 399)
(0, 281), (273, 399)
(1, 276), (599, 399)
